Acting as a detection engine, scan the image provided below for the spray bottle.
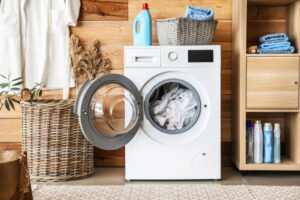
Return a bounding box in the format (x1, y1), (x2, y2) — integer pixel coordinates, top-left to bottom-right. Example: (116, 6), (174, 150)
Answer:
(263, 122), (273, 163)
(273, 123), (281, 163)
(254, 120), (263, 163)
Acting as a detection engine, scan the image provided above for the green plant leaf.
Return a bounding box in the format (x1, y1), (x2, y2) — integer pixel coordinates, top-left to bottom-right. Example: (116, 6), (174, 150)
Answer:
(4, 99), (10, 111)
(32, 83), (39, 89)
(11, 77), (22, 82)
(30, 92), (35, 104)
(12, 98), (20, 104)
(32, 91), (36, 100)
(12, 81), (23, 86)
(11, 87), (21, 91)
(0, 83), (9, 88)
(34, 82), (42, 86)
(7, 97), (15, 110)
(0, 74), (7, 79)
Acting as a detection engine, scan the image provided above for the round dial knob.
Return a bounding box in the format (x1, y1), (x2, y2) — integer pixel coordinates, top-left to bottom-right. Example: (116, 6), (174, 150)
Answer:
(168, 51), (178, 61)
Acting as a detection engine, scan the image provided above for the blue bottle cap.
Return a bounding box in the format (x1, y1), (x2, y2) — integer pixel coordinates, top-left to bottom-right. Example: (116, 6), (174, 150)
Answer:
(246, 120), (252, 130)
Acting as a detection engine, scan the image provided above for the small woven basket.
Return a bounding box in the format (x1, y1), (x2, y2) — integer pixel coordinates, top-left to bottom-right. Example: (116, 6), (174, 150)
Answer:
(21, 100), (94, 182)
(156, 18), (217, 45)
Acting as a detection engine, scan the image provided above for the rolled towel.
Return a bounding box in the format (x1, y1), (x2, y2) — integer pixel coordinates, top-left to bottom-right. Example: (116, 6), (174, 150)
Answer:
(258, 46), (295, 54)
(259, 41), (291, 49)
(259, 33), (289, 43)
(185, 5), (214, 20)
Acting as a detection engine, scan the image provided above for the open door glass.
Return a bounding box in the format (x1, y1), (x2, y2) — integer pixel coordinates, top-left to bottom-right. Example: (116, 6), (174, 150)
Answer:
(75, 74), (142, 150)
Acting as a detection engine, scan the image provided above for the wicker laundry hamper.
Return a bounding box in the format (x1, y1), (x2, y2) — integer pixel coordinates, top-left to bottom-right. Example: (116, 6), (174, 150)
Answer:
(156, 18), (217, 45)
(21, 100), (94, 182)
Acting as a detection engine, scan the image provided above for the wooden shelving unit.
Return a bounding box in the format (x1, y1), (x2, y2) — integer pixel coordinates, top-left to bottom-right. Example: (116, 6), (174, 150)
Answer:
(232, 0), (300, 171)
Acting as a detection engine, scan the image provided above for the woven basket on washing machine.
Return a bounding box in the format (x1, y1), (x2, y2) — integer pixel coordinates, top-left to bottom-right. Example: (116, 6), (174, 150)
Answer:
(156, 18), (217, 45)
(21, 100), (94, 182)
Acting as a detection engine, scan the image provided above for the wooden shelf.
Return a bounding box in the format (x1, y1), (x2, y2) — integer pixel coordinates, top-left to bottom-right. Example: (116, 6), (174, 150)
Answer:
(241, 157), (299, 171)
(246, 109), (299, 113)
(247, 54), (300, 57)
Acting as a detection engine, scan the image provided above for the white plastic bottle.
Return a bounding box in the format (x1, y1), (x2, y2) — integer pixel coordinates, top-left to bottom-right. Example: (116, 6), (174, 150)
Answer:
(273, 123), (281, 163)
(254, 120), (263, 163)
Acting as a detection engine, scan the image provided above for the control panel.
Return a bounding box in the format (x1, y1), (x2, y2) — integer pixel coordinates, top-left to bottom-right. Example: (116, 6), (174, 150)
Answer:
(124, 46), (221, 68)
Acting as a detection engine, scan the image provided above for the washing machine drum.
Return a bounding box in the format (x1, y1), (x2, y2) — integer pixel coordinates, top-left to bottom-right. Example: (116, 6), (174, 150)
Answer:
(75, 74), (142, 150)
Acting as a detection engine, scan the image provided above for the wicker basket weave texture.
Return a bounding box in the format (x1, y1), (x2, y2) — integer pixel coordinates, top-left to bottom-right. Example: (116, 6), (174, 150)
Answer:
(156, 18), (217, 45)
(21, 100), (94, 182)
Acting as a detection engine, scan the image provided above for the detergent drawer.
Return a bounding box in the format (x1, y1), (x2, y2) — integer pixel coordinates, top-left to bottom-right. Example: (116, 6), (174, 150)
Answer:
(125, 48), (161, 67)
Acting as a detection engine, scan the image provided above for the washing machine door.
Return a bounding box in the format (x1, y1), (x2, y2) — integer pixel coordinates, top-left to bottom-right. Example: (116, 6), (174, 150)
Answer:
(75, 74), (142, 150)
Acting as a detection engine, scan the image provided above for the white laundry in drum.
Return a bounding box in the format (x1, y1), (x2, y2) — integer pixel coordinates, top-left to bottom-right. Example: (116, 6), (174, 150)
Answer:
(150, 83), (197, 130)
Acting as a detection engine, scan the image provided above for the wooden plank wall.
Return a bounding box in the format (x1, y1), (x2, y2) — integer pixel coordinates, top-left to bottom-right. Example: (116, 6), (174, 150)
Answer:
(0, 0), (233, 167)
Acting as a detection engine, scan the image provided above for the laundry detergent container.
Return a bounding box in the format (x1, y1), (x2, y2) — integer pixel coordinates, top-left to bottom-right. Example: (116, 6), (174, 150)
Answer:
(21, 100), (94, 181)
(156, 18), (217, 45)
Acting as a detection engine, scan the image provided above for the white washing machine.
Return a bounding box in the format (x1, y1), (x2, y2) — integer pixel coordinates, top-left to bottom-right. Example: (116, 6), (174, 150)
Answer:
(75, 46), (221, 180)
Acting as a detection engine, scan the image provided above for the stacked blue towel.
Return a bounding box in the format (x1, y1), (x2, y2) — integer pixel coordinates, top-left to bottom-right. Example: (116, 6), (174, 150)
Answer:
(258, 33), (295, 54)
(185, 5), (214, 20)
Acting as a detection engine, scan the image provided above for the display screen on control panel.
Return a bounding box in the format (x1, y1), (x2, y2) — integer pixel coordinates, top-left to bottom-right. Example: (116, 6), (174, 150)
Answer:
(188, 50), (214, 62)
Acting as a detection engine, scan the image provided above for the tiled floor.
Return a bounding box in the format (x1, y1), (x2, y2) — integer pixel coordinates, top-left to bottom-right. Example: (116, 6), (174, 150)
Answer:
(38, 166), (300, 186)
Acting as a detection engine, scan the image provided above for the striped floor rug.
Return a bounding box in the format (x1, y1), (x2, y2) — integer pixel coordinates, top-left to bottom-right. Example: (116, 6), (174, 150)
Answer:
(32, 184), (300, 200)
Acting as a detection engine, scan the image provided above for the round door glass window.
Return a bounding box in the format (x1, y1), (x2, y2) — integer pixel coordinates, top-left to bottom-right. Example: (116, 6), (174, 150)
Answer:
(89, 83), (139, 138)
(145, 79), (201, 134)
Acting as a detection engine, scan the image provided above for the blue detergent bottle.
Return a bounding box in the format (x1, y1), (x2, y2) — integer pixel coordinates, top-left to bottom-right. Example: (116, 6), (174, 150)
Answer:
(263, 122), (273, 163)
(133, 3), (152, 46)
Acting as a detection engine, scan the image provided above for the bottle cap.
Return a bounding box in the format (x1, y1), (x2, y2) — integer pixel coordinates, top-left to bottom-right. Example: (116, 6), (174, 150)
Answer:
(274, 123), (280, 130)
(254, 120), (262, 130)
(246, 120), (252, 130)
(142, 3), (149, 10)
(264, 122), (272, 131)
(254, 120), (261, 125)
